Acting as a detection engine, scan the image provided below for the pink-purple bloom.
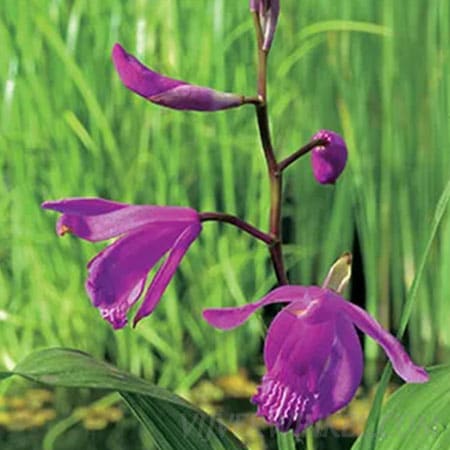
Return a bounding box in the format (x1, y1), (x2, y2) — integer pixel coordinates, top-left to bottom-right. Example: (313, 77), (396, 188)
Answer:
(249, 0), (280, 51)
(112, 43), (244, 111)
(311, 130), (348, 184)
(42, 198), (201, 329)
(203, 285), (428, 434)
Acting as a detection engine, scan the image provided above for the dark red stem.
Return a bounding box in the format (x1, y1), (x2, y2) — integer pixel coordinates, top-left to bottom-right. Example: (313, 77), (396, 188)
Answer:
(199, 212), (275, 246)
(278, 138), (328, 172)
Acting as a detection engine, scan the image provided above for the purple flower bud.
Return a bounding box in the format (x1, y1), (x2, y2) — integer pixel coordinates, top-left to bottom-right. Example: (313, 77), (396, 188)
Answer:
(249, 0), (280, 51)
(311, 130), (348, 184)
(112, 43), (244, 112)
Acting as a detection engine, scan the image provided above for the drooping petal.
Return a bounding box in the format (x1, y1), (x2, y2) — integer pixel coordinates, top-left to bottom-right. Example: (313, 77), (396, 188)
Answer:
(112, 43), (243, 111)
(328, 291), (429, 383)
(202, 285), (311, 330)
(253, 302), (337, 432)
(311, 130), (348, 184)
(133, 222), (202, 326)
(254, 301), (364, 434)
(45, 198), (198, 242)
(309, 316), (363, 425)
(86, 224), (185, 329)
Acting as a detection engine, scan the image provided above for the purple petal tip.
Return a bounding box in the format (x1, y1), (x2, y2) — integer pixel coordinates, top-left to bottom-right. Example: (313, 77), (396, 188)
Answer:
(406, 366), (429, 383)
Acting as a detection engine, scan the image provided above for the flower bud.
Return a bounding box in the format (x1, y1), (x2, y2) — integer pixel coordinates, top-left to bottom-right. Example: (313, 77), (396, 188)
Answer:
(311, 130), (348, 184)
(112, 43), (243, 112)
(249, 0), (280, 51)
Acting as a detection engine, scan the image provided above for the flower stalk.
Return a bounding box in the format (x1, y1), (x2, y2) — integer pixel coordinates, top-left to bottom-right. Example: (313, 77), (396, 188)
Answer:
(252, 9), (288, 286)
(278, 138), (328, 172)
(199, 212), (275, 245)
(276, 430), (296, 450)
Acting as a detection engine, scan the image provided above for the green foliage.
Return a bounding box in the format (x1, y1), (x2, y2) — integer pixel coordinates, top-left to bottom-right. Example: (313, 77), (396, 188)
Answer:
(352, 365), (450, 450)
(0, 0), (448, 394)
(0, 348), (247, 450)
(353, 180), (450, 450)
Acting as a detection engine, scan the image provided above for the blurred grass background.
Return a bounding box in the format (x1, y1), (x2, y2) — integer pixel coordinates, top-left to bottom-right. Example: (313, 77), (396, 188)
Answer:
(0, 0), (449, 419)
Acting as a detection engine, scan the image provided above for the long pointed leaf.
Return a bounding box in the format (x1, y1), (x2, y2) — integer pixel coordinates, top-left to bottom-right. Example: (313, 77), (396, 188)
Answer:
(1, 348), (247, 450)
(352, 365), (450, 449)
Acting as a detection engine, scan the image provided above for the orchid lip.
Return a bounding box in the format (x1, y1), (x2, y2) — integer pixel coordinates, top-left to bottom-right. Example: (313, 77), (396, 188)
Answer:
(203, 284), (428, 433)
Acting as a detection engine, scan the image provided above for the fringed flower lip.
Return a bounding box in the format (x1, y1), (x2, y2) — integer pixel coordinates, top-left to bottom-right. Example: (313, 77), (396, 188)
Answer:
(42, 197), (201, 329)
(249, 0), (280, 51)
(112, 43), (244, 111)
(203, 254), (428, 434)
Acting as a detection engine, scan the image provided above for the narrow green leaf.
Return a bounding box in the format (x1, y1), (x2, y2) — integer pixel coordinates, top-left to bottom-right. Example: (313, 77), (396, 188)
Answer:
(355, 180), (450, 450)
(4, 348), (247, 450)
(352, 366), (450, 449)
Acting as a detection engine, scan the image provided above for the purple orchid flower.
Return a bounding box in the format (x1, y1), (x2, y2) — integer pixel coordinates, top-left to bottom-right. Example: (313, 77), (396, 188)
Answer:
(42, 197), (201, 329)
(203, 254), (428, 434)
(311, 130), (348, 184)
(112, 43), (244, 111)
(249, 0), (280, 51)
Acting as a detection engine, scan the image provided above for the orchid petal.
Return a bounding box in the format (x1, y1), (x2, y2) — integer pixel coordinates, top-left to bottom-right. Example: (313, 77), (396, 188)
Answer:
(249, 0), (258, 10)
(112, 43), (243, 111)
(86, 224), (184, 329)
(42, 198), (127, 215)
(254, 304), (364, 433)
(203, 285), (312, 330)
(253, 307), (336, 432)
(263, 299), (335, 372)
(47, 199), (197, 242)
(310, 316), (363, 425)
(330, 292), (429, 383)
(133, 222), (202, 326)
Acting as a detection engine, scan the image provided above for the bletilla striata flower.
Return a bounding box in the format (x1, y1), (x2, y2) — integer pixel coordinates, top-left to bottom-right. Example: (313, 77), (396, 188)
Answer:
(249, 0), (280, 51)
(112, 43), (244, 111)
(203, 254), (428, 434)
(42, 198), (201, 329)
(311, 130), (348, 184)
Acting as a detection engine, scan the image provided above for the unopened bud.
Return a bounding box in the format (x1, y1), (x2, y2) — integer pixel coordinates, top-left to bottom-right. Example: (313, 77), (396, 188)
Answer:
(112, 44), (243, 112)
(250, 0), (280, 51)
(311, 130), (348, 184)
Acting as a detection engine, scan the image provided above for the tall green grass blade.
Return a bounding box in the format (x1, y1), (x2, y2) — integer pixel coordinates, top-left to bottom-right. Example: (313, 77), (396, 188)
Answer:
(355, 180), (450, 450)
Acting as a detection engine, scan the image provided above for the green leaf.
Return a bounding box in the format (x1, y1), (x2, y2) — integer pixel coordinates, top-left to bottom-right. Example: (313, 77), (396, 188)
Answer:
(352, 365), (450, 450)
(356, 180), (450, 450)
(1, 348), (247, 450)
